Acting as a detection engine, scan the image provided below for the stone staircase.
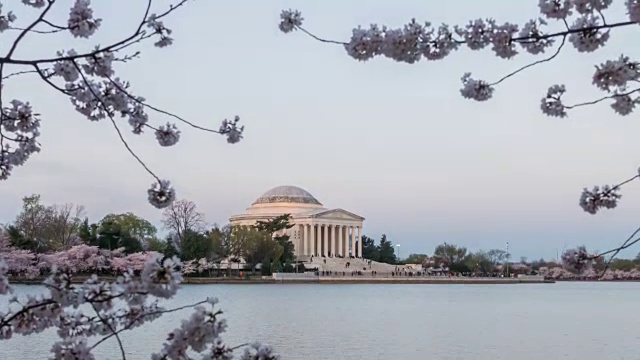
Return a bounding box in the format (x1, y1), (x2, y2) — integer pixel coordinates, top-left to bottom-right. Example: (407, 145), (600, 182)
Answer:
(304, 256), (401, 274)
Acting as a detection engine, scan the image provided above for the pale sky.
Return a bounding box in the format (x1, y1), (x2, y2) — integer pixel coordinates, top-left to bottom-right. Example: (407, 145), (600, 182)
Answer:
(2, 0), (640, 260)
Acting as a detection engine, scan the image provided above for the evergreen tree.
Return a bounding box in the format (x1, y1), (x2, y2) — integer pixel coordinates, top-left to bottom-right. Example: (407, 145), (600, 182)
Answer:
(377, 234), (397, 264)
(77, 218), (98, 246)
(360, 235), (379, 261)
(254, 214), (295, 263)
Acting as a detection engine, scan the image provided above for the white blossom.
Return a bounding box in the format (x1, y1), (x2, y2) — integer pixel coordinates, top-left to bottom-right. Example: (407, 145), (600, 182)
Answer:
(0, 4), (16, 32)
(21, 0), (46, 8)
(147, 180), (176, 209)
(278, 9), (303, 33)
(540, 84), (567, 117)
(240, 342), (281, 360)
(460, 73), (494, 101)
(579, 185), (621, 214)
(489, 22), (519, 59)
(518, 19), (555, 55)
(127, 101), (149, 134)
(561, 246), (593, 274)
(421, 25), (459, 60)
(219, 116), (244, 144)
(344, 25), (384, 61)
(52, 50), (80, 82)
(67, 0), (102, 38)
(455, 19), (493, 50)
(155, 123), (181, 147)
(628, 0), (640, 22)
(572, 0), (613, 14)
(568, 15), (610, 52)
(82, 49), (114, 78)
(538, 0), (574, 19)
(592, 55), (640, 92)
(611, 94), (639, 115)
(147, 14), (174, 48)
(0, 261), (10, 295)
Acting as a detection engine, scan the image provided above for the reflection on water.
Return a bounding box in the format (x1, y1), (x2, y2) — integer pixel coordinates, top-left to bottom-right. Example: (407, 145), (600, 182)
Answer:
(2, 282), (640, 360)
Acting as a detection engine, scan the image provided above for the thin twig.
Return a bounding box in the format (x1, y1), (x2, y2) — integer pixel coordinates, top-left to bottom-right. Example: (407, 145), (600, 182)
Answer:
(491, 35), (566, 86)
(105, 76), (221, 134)
(298, 26), (348, 45)
(1, 69), (40, 80)
(90, 303), (126, 360)
(566, 88), (640, 109)
(73, 62), (161, 182)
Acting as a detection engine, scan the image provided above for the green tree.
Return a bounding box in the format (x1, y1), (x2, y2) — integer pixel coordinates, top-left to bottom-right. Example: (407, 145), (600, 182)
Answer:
(243, 231), (283, 275)
(377, 234), (397, 264)
(404, 253), (429, 265)
(361, 235), (379, 261)
(464, 251), (494, 273)
(180, 229), (214, 261)
(261, 257), (272, 276)
(147, 237), (168, 253)
(77, 218), (99, 246)
(254, 214), (295, 263)
(207, 224), (232, 262)
(100, 212), (157, 246)
(433, 243), (468, 270)
(5, 225), (37, 251)
(487, 249), (508, 264)
(97, 219), (143, 254)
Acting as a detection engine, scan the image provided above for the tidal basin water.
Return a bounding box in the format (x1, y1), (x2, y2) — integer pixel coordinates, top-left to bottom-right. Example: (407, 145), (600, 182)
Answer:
(2, 282), (640, 359)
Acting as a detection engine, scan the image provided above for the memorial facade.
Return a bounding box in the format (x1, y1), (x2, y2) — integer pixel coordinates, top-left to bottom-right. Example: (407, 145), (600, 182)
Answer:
(229, 185), (365, 258)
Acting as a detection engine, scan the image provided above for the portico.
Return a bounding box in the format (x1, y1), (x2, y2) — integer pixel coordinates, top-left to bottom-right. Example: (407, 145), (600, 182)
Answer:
(229, 186), (365, 258)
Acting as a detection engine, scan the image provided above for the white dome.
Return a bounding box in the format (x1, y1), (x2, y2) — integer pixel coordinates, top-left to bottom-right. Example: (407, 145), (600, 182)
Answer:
(253, 185), (322, 206)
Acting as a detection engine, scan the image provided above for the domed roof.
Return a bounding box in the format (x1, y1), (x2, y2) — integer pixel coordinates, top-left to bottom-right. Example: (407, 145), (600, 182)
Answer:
(253, 185), (322, 205)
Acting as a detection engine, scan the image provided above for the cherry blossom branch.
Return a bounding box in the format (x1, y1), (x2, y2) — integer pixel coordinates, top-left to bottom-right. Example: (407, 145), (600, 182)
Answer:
(279, 5), (640, 118)
(490, 35), (567, 86)
(90, 303), (126, 360)
(104, 76), (224, 135)
(0, 0), (245, 208)
(72, 60), (161, 183)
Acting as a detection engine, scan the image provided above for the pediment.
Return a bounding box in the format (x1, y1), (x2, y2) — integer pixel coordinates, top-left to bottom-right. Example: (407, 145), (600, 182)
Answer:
(312, 208), (364, 221)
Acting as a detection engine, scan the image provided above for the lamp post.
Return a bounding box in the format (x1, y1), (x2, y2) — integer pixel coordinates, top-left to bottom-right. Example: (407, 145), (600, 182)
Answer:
(506, 242), (510, 278)
(396, 244), (401, 261)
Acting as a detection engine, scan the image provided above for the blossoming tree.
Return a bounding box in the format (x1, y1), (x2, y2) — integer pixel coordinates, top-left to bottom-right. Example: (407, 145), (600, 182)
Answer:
(0, 1), (278, 358)
(278, 0), (640, 275)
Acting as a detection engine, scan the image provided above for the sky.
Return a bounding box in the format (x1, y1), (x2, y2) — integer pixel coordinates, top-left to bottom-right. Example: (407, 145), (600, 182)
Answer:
(1, 0), (640, 261)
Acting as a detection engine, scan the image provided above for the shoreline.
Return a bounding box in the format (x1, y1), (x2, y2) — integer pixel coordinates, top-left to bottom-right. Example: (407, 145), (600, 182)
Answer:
(8, 276), (557, 285)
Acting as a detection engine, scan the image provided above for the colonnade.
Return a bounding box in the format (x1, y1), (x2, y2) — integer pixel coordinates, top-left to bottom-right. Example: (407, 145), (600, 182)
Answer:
(297, 224), (362, 258)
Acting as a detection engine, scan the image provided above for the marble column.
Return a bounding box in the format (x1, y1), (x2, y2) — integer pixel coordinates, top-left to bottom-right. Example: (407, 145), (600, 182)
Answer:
(321, 225), (327, 256)
(303, 224), (309, 255)
(350, 226), (356, 256)
(357, 226), (362, 258)
(310, 224), (316, 256)
(328, 224), (334, 256)
(338, 225), (343, 256)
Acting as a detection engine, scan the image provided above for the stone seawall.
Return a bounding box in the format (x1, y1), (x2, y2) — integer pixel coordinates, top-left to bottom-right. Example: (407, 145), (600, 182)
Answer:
(8, 276), (554, 285)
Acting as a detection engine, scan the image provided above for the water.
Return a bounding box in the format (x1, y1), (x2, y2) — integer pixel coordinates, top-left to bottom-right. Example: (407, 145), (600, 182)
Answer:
(1, 282), (639, 359)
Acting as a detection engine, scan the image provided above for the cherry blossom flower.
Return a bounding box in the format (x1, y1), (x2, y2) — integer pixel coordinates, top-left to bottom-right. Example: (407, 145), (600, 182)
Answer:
(278, 9), (303, 33)
(579, 185), (621, 214)
(561, 246), (594, 274)
(460, 73), (494, 101)
(628, 0), (640, 22)
(540, 84), (567, 117)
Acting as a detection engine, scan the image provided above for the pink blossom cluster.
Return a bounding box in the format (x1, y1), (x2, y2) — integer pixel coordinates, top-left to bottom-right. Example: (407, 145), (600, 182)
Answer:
(0, 0), (244, 209)
(0, 243), (160, 277)
(0, 254), (280, 359)
(539, 266), (640, 280)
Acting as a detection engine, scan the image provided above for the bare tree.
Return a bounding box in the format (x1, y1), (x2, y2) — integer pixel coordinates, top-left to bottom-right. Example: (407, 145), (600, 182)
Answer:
(47, 203), (85, 250)
(161, 199), (205, 250)
(13, 194), (53, 251)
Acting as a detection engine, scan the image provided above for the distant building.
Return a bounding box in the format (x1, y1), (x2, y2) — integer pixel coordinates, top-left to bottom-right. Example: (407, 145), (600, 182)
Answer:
(229, 185), (365, 258)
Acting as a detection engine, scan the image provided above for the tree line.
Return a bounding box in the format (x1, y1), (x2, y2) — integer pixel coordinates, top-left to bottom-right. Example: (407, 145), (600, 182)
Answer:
(2, 195), (302, 276)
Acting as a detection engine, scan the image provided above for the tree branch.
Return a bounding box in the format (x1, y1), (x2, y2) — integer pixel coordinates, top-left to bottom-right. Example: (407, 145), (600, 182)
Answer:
(72, 61), (161, 183)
